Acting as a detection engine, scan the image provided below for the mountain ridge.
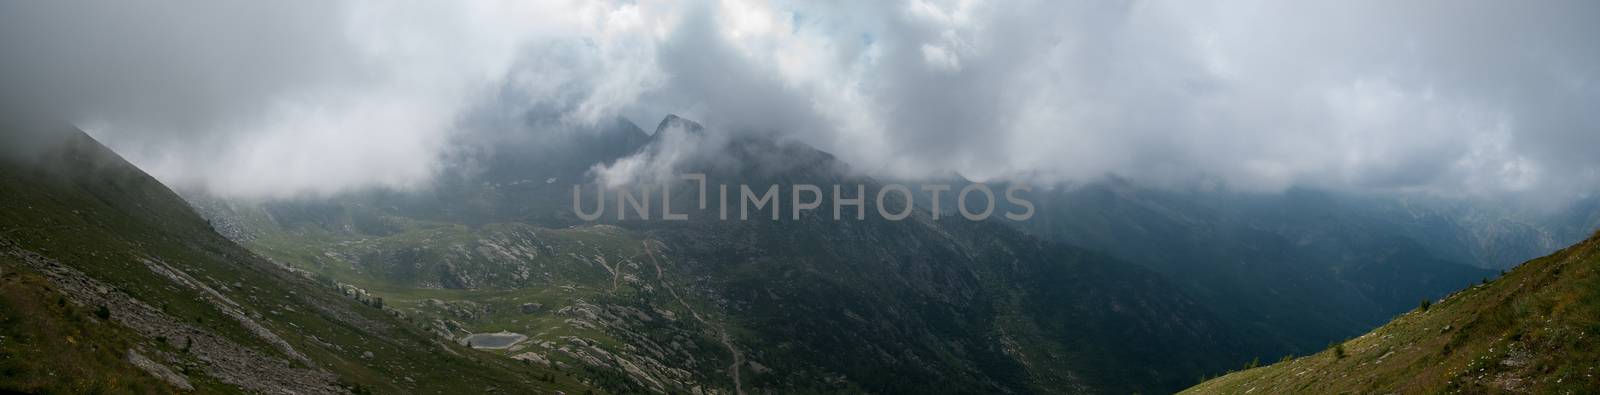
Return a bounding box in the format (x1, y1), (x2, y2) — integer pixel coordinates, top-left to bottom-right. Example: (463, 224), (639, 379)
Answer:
(1184, 229), (1600, 393)
(189, 115), (1261, 393)
(0, 125), (593, 393)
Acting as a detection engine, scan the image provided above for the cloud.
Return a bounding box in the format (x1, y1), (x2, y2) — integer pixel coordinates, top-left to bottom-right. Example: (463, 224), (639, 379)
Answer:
(2, 0), (1598, 203)
(635, 0), (1600, 202)
(0, 0), (671, 199)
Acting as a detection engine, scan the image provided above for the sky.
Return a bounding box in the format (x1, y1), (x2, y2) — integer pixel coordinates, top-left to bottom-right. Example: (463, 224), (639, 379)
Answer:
(1, 0), (1597, 204)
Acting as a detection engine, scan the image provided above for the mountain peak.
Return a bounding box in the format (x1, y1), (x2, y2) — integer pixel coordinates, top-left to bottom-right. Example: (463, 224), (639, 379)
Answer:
(654, 114), (704, 137)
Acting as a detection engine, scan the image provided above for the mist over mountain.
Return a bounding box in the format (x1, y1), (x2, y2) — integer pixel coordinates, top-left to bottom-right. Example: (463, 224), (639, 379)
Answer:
(182, 114), (1599, 392)
(0, 125), (589, 394)
(6, 1), (1600, 393)
(3, 1), (1599, 205)
(185, 115), (1272, 393)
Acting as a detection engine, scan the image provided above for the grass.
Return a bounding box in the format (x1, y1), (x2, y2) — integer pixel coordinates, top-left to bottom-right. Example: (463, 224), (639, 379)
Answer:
(0, 257), (201, 394)
(1183, 231), (1600, 394)
(0, 130), (599, 394)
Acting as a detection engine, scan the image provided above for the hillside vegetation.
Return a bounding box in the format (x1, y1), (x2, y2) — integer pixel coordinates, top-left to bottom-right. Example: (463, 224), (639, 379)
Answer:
(0, 127), (589, 393)
(1184, 230), (1600, 393)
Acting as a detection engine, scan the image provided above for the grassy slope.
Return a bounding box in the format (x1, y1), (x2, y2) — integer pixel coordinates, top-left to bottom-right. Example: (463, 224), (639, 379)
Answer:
(0, 261), (204, 394)
(1184, 230), (1600, 394)
(0, 128), (592, 394)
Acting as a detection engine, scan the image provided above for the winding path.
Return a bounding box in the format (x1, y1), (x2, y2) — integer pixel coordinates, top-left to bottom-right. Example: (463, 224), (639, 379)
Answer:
(641, 240), (744, 395)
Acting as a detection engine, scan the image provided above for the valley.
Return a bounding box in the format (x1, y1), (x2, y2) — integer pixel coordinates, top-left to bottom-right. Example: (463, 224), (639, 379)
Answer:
(5, 2), (1597, 393)
(187, 116), (1261, 393)
(3, 117), (1594, 394)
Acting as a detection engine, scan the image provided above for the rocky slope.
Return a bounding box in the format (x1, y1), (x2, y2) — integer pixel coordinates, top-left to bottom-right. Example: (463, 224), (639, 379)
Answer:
(0, 124), (591, 393)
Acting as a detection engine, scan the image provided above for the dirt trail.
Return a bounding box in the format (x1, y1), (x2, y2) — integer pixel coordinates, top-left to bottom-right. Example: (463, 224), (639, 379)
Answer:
(592, 249), (621, 292)
(641, 240), (744, 395)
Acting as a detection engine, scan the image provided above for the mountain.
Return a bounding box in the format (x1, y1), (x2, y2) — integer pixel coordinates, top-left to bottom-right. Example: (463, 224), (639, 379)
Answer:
(191, 116), (1263, 393)
(1003, 179), (1576, 355)
(0, 124), (591, 393)
(1184, 230), (1600, 393)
